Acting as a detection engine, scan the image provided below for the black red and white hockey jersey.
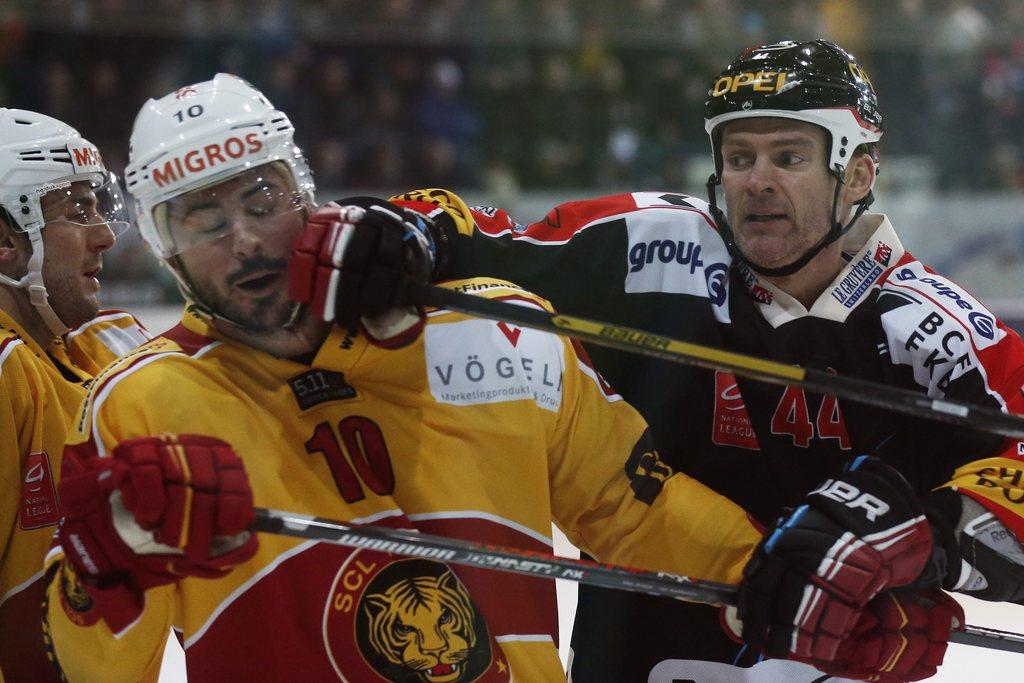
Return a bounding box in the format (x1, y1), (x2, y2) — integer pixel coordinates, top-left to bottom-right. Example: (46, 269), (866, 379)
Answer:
(395, 188), (1024, 681)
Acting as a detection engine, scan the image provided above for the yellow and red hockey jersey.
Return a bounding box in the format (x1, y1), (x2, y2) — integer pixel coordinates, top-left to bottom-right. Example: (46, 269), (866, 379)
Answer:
(45, 279), (760, 682)
(0, 309), (148, 682)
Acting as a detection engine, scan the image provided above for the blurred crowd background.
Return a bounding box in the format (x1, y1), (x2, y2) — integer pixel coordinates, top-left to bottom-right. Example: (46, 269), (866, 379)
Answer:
(3, 0), (1024, 318)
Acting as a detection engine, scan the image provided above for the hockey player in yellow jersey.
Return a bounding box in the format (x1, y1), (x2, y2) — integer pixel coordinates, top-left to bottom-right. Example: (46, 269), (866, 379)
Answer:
(44, 75), (939, 682)
(40, 74), (767, 681)
(0, 109), (148, 682)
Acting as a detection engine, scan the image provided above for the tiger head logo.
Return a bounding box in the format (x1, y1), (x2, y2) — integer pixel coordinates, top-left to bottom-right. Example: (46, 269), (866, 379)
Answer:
(364, 569), (477, 682)
(353, 559), (494, 683)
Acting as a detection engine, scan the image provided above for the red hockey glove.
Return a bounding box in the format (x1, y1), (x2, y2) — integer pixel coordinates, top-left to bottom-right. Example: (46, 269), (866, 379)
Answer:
(58, 435), (256, 619)
(801, 589), (964, 682)
(289, 198), (442, 348)
(738, 456), (933, 663)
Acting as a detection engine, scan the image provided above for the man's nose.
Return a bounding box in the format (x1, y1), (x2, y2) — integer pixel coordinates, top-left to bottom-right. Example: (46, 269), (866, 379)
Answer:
(87, 221), (116, 252)
(229, 215), (263, 258)
(744, 157), (777, 195)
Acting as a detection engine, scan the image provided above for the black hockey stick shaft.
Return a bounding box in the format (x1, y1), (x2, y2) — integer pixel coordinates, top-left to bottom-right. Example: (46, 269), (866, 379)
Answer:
(253, 507), (1024, 654)
(410, 283), (1024, 439)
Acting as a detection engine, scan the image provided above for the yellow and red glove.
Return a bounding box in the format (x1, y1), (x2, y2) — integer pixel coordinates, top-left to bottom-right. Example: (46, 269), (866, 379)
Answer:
(58, 435), (257, 631)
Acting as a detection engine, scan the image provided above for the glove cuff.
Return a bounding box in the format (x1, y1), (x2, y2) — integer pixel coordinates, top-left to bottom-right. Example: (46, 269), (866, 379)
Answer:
(388, 198), (455, 278)
(334, 196), (449, 278)
(56, 561), (144, 635)
(361, 306), (426, 349)
(920, 488), (964, 589)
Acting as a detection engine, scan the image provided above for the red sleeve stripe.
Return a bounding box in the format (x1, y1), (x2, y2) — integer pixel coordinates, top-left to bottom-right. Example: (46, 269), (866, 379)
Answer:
(494, 293), (549, 310)
(475, 194), (715, 245)
(569, 337), (621, 401)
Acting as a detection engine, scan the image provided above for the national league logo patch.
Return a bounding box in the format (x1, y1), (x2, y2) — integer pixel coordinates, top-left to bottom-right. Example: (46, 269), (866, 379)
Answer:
(20, 451), (60, 529)
(711, 372), (760, 450)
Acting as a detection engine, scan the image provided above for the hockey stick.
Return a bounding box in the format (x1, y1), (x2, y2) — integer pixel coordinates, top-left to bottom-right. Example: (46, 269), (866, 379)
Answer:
(410, 282), (1024, 439)
(253, 507), (1024, 654)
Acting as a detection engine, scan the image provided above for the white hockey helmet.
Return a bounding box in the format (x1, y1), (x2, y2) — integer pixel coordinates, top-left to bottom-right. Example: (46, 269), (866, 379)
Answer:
(125, 73), (315, 260)
(0, 108), (130, 335)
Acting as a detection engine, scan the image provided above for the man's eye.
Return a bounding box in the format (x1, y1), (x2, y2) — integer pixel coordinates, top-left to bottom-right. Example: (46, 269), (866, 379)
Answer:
(69, 208), (92, 223)
(725, 154), (751, 169)
(245, 192), (283, 218)
(201, 219), (228, 234)
(187, 218), (227, 235)
(781, 153), (805, 166)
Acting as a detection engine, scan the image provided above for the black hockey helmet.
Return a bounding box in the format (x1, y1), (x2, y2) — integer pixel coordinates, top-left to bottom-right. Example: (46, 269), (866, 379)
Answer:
(703, 40), (884, 277)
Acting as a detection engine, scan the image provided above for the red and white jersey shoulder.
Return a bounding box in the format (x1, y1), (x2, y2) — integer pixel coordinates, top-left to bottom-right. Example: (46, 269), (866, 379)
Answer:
(472, 192), (734, 321)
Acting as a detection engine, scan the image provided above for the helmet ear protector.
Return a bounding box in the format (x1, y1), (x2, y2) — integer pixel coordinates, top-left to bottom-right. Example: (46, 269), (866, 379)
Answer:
(703, 39), (883, 277)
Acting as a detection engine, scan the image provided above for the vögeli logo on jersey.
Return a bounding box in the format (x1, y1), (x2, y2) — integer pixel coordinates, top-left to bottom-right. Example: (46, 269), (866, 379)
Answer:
(425, 313), (564, 412)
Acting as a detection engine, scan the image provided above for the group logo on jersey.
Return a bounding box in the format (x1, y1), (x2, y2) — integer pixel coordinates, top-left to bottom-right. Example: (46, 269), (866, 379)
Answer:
(622, 197), (732, 322)
(324, 554), (509, 682)
(830, 240), (893, 309)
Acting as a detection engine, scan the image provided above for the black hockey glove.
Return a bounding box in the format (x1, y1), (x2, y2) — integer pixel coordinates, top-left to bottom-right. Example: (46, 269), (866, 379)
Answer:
(289, 197), (450, 348)
(919, 488), (1024, 603)
(737, 456), (933, 664)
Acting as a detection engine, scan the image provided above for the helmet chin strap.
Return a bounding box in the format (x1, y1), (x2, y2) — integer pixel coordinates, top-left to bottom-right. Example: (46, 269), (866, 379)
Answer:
(706, 166), (873, 279)
(0, 229), (70, 337)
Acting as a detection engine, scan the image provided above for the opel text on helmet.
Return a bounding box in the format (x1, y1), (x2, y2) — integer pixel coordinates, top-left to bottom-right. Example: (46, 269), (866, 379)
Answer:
(703, 39), (884, 277)
(124, 73), (315, 323)
(0, 108), (130, 335)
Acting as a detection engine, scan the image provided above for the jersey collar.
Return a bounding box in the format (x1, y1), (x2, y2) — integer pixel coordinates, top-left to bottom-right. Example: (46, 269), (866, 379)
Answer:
(741, 213), (905, 327)
(0, 307), (92, 381)
(177, 305), (371, 372)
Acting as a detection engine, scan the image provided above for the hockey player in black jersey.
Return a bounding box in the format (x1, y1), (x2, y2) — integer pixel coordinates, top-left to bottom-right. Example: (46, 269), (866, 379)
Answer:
(294, 40), (1024, 682)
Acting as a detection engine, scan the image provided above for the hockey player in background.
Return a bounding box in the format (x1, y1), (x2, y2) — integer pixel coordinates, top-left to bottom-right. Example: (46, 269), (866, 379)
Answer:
(37, 73), (792, 682)
(0, 110), (149, 682)
(325, 40), (1024, 681)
